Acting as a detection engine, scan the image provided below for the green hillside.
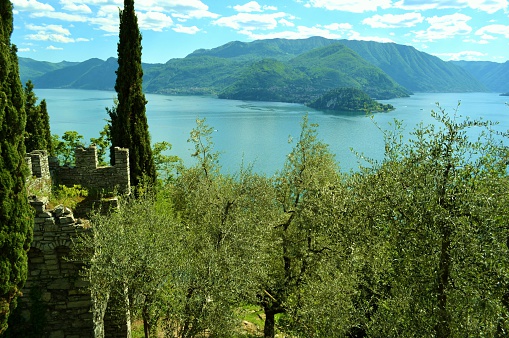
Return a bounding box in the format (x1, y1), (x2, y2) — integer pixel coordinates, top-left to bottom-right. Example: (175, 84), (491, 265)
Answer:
(307, 87), (395, 112)
(143, 55), (245, 95)
(218, 58), (311, 102)
(19, 37), (494, 100)
(338, 39), (487, 92)
(451, 60), (509, 93)
(19, 57), (77, 85)
(289, 44), (410, 100)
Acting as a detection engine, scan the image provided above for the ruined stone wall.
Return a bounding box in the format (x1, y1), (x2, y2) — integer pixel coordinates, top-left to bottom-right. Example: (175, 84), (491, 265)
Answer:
(15, 148), (130, 337)
(51, 146), (130, 195)
(15, 197), (93, 338)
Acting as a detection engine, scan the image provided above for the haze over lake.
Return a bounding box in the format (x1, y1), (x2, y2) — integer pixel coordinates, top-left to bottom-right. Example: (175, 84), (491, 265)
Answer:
(36, 89), (509, 174)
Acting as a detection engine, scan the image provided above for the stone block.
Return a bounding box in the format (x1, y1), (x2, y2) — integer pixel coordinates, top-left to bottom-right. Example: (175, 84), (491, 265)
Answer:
(49, 330), (64, 338)
(47, 278), (71, 290)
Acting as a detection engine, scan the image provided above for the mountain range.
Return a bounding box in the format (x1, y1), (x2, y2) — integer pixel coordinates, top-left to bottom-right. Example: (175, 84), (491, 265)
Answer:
(19, 37), (508, 103)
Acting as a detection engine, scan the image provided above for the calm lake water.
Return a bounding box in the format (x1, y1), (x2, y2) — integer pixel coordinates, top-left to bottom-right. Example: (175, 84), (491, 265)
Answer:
(35, 89), (509, 174)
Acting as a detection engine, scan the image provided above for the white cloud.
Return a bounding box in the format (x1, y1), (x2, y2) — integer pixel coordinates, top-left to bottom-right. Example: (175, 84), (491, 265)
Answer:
(234, 1), (263, 12)
(242, 25), (343, 40)
(47, 45), (64, 50)
(60, 0), (92, 13)
(31, 10), (89, 22)
(26, 23), (71, 35)
(213, 12), (289, 31)
(18, 47), (32, 52)
(413, 13), (472, 41)
(476, 24), (509, 38)
(25, 32), (75, 43)
(11, 0), (54, 12)
(233, 1), (278, 13)
(172, 24), (200, 34)
(137, 11), (173, 31)
(305, 0), (392, 13)
(434, 50), (487, 61)
(279, 19), (295, 27)
(394, 0), (508, 14)
(348, 31), (395, 43)
(363, 12), (424, 28)
(324, 23), (353, 30)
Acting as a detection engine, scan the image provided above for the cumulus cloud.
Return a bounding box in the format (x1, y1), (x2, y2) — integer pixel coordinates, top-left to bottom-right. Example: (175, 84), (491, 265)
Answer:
(47, 45), (64, 50)
(394, 0), (508, 13)
(172, 24), (200, 34)
(363, 12), (424, 28)
(11, 0), (54, 12)
(413, 13), (472, 41)
(476, 24), (509, 38)
(233, 1), (277, 13)
(137, 11), (173, 31)
(60, 0), (92, 13)
(242, 25), (343, 40)
(305, 0), (392, 13)
(213, 12), (289, 31)
(348, 31), (395, 43)
(434, 50), (487, 61)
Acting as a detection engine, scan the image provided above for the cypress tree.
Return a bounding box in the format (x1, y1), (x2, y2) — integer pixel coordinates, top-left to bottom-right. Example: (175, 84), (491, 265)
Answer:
(39, 99), (53, 155)
(0, 0), (34, 333)
(109, 0), (156, 186)
(24, 80), (42, 152)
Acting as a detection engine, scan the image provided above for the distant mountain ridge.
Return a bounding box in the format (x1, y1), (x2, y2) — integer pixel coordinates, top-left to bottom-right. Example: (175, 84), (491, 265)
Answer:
(450, 60), (509, 93)
(19, 37), (495, 103)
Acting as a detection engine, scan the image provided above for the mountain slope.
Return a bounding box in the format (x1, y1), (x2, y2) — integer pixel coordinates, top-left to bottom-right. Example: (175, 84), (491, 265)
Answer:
(289, 43), (410, 99)
(19, 57), (78, 85)
(20, 37), (494, 98)
(451, 60), (509, 93)
(189, 36), (338, 61)
(337, 39), (487, 92)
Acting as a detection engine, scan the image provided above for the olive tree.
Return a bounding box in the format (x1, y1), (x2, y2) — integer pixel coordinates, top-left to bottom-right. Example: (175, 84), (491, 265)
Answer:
(355, 106), (509, 337)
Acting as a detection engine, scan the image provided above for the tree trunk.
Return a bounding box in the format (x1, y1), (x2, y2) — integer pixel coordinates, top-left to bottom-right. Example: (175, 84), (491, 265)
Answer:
(436, 228), (451, 338)
(123, 283), (132, 338)
(92, 288), (109, 338)
(264, 308), (275, 338)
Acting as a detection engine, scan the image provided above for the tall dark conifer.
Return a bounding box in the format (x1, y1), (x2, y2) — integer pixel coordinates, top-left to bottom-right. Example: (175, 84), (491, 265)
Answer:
(39, 99), (53, 155)
(109, 0), (155, 186)
(0, 0), (33, 333)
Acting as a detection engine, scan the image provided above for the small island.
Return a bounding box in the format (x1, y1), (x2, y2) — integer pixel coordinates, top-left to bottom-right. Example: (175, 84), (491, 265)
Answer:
(500, 93), (509, 96)
(307, 87), (395, 113)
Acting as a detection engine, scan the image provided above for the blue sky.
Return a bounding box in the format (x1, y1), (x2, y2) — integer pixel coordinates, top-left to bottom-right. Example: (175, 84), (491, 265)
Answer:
(11, 0), (509, 64)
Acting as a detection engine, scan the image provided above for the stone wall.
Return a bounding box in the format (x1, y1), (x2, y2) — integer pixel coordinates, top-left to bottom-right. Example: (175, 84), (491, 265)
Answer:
(26, 150), (52, 197)
(15, 147), (130, 338)
(14, 197), (94, 338)
(51, 146), (130, 195)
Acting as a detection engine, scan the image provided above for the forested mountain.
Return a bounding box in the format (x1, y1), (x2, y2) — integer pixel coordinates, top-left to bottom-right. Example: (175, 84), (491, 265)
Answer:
(451, 60), (509, 93)
(337, 39), (487, 92)
(20, 37), (492, 101)
(219, 44), (410, 102)
(19, 57), (77, 85)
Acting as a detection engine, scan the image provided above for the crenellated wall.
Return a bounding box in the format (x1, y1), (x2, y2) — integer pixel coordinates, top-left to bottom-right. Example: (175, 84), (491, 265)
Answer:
(50, 146), (131, 195)
(14, 147), (130, 338)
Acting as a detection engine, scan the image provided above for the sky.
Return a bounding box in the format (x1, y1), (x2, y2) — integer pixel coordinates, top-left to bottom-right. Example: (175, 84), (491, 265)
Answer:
(10, 0), (509, 64)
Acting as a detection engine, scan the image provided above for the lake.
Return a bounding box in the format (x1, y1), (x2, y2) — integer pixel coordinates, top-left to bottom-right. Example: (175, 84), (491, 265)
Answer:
(35, 89), (509, 174)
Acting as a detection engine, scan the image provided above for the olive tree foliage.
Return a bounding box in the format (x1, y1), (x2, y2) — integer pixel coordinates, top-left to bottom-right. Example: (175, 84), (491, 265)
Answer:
(351, 105), (509, 337)
(73, 191), (183, 338)
(164, 118), (273, 337)
(257, 115), (359, 338)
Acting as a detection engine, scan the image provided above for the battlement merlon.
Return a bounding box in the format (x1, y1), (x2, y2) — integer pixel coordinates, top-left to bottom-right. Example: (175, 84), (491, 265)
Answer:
(27, 146), (131, 196)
